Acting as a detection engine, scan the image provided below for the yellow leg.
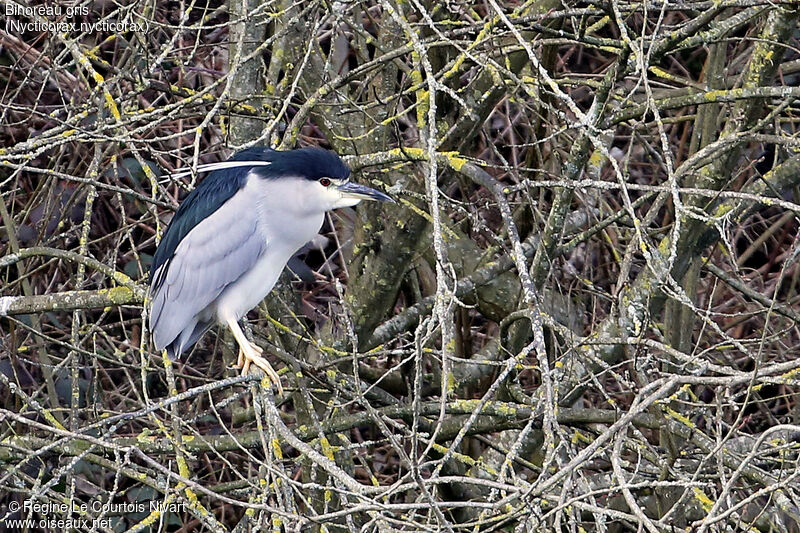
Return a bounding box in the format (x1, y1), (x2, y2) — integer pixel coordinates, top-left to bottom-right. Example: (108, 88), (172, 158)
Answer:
(227, 318), (283, 395)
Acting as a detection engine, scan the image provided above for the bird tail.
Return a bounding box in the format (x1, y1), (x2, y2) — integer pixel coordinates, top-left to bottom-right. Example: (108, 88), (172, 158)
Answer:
(164, 319), (214, 361)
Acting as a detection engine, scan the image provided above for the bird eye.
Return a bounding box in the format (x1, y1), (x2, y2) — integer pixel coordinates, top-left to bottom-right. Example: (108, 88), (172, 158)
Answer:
(319, 178), (332, 187)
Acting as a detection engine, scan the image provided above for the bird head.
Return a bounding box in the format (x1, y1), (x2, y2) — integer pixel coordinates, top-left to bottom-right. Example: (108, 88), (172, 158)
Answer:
(304, 150), (393, 211)
(166, 146), (394, 217)
(253, 147), (393, 212)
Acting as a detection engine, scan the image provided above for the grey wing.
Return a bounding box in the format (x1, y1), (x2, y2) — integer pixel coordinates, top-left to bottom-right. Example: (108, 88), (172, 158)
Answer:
(149, 189), (266, 355)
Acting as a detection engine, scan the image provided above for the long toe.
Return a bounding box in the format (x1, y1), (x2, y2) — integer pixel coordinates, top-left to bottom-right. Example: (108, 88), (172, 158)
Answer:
(232, 347), (245, 369)
(252, 358), (283, 395)
(238, 350), (283, 394)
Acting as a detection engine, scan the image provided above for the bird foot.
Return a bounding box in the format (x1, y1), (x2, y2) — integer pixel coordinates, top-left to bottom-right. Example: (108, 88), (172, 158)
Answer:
(233, 342), (283, 395)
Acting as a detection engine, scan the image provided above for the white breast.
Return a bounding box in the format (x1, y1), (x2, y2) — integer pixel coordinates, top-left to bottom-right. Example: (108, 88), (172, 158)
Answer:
(212, 175), (324, 323)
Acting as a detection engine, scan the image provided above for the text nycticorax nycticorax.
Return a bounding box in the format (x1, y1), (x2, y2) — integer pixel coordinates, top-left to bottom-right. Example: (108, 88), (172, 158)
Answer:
(149, 147), (392, 393)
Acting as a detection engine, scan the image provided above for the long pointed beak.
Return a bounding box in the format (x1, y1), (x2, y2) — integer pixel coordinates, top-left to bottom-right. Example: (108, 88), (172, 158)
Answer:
(337, 181), (394, 203)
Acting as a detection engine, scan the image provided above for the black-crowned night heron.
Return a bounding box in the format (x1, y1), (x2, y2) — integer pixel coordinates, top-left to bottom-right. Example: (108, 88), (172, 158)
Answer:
(149, 147), (392, 393)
